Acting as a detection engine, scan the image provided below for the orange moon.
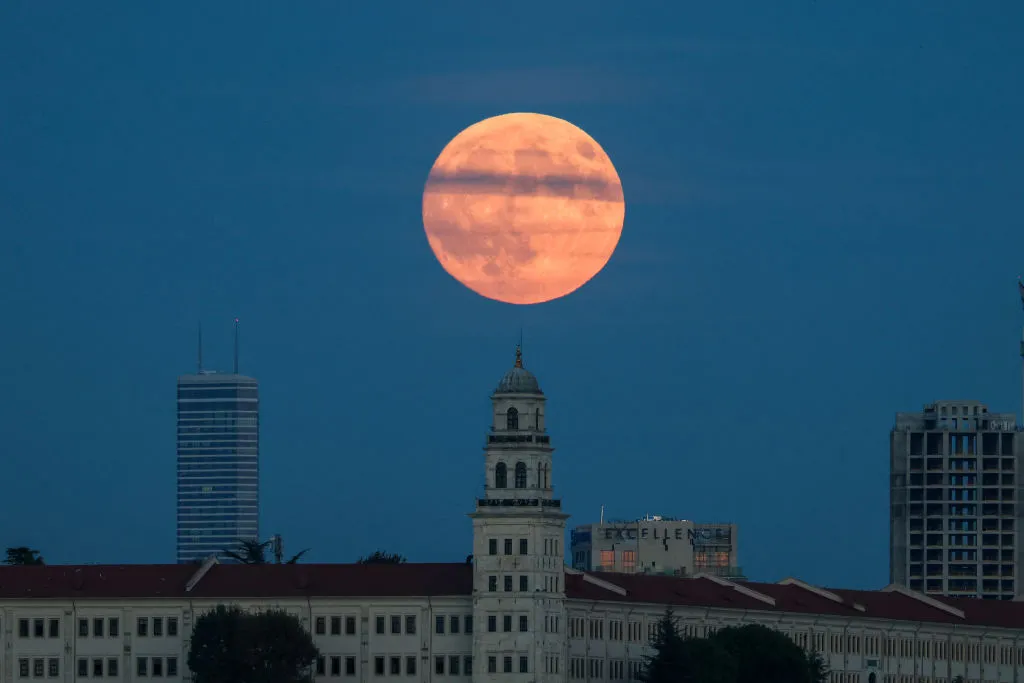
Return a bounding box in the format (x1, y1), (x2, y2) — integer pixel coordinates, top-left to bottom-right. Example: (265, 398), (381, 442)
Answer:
(422, 113), (625, 305)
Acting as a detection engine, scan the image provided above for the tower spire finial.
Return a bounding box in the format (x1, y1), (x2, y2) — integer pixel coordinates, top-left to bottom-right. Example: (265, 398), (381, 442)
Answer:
(514, 344), (523, 369)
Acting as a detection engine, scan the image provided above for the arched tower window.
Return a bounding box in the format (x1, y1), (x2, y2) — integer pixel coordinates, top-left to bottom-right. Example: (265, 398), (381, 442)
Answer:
(514, 462), (527, 489)
(506, 407), (519, 430)
(495, 462), (507, 489)
(535, 408), (541, 431)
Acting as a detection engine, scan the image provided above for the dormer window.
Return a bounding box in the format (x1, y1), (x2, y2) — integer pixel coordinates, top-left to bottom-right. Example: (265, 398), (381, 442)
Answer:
(507, 407), (519, 430)
(495, 463), (507, 489)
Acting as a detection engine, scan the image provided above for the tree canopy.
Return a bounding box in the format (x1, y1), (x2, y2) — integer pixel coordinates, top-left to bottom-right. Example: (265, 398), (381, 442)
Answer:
(223, 539), (309, 565)
(188, 604), (319, 683)
(642, 610), (828, 683)
(357, 550), (406, 564)
(4, 547), (45, 565)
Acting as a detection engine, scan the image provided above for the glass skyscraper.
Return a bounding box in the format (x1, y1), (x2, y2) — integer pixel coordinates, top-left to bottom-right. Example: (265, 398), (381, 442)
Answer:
(176, 372), (259, 563)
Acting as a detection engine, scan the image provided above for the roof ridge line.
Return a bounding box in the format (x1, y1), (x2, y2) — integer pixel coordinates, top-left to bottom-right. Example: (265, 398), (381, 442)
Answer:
(881, 583), (965, 619)
(695, 573), (775, 607)
(565, 567), (627, 596)
(778, 577), (866, 612)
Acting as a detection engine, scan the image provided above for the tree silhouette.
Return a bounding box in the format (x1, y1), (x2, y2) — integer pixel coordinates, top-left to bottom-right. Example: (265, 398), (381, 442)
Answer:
(188, 605), (318, 683)
(357, 550), (406, 564)
(4, 547), (45, 565)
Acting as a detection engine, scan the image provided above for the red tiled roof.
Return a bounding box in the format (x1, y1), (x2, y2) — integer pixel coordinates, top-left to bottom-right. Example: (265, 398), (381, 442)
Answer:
(0, 563), (472, 600)
(1, 564), (1021, 630)
(563, 572), (1024, 629)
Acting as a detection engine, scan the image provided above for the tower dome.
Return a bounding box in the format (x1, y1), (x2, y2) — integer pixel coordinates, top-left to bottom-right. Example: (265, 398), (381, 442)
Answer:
(494, 346), (542, 395)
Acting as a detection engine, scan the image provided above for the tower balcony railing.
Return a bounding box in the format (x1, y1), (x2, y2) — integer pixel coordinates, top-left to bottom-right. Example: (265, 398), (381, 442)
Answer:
(486, 433), (551, 446)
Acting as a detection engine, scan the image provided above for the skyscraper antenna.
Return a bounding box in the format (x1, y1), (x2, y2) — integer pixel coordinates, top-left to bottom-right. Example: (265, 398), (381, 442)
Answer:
(233, 317), (240, 374)
(197, 322), (204, 374)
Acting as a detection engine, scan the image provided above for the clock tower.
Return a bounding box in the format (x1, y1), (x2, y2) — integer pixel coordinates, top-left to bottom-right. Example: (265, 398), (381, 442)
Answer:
(470, 347), (569, 682)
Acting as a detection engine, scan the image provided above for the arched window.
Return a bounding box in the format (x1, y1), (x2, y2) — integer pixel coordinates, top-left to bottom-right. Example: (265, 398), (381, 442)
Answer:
(514, 462), (527, 489)
(495, 462), (507, 489)
(506, 407), (519, 430)
(535, 408), (541, 431)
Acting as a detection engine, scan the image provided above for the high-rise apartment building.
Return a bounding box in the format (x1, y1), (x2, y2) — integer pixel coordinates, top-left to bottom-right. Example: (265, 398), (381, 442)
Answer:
(890, 400), (1023, 599)
(176, 367), (259, 564)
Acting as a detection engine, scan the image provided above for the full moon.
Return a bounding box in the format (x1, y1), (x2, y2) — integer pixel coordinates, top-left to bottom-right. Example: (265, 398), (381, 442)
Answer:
(422, 113), (625, 305)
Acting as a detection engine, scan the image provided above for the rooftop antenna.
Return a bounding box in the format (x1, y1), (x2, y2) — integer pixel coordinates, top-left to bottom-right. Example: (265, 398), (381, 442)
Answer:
(600, 505), (605, 525)
(197, 322), (204, 374)
(233, 317), (239, 374)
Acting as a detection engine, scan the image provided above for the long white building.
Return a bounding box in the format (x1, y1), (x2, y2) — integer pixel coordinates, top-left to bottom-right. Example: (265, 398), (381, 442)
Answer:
(3, 349), (1024, 683)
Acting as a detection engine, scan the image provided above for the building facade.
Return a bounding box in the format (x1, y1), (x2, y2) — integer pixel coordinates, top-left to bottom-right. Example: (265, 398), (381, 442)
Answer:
(4, 353), (1024, 683)
(890, 400), (1024, 599)
(570, 517), (740, 579)
(175, 371), (259, 564)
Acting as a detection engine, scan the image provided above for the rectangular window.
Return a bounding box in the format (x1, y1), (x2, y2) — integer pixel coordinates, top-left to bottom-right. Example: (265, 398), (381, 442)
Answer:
(152, 658), (164, 677)
(520, 615), (528, 632)
(94, 618), (104, 638)
(405, 656), (415, 675)
(137, 658), (148, 677)
(435, 656), (445, 675)
(488, 657), (497, 674)
(316, 657), (327, 676)
(152, 618), (163, 637)
(520, 575), (529, 591)
(48, 619), (59, 638)
(77, 660), (87, 677)
(436, 615), (445, 634)
(504, 575), (513, 591)
(34, 660), (44, 678)
(331, 616), (342, 635)
(375, 616), (385, 634)
(504, 539), (513, 555)
(465, 615), (473, 633)
(108, 659), (119, 677)
(315, 617), (326, 634)
(450, 616), (460, 634)
(345, 657), (356, 676)
(19, 619), (29, 638)
(449, 656), (460, 676)
(34, 620), (44, 638)
(622, 550), (636, 571)
(391, 615), (401, 634)
(19, 659), (29, 678)
(47, 659), (59, 678)
(137, 618), (148, 637)
(464, 656), (473, 676)
(503, 615), (512, 632)
(488, 576), (497, 591)
(390, 657), (401, 675)
(488, 616), (497, 632)
(331, 656), (341, 676)
(374, 657), (384, 676)
(93, 659), (103, 677)
(520, 656), (528, 673)
(345, 616), (356, 635)
(166, 658), (176, 677)
(519, 539), (528, 554)
(79, 619), (89, 637)
(405, 615), (416, 634)
(504, 656), (513, 673)
(109, 618), (119, 637)
(167, 617), (178, 637)
(489, 539), (498, 555)
(599, 549), (614, 570)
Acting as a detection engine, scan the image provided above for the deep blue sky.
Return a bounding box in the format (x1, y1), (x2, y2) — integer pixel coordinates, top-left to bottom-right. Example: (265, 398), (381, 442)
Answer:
(2, 2), (1023, 588)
